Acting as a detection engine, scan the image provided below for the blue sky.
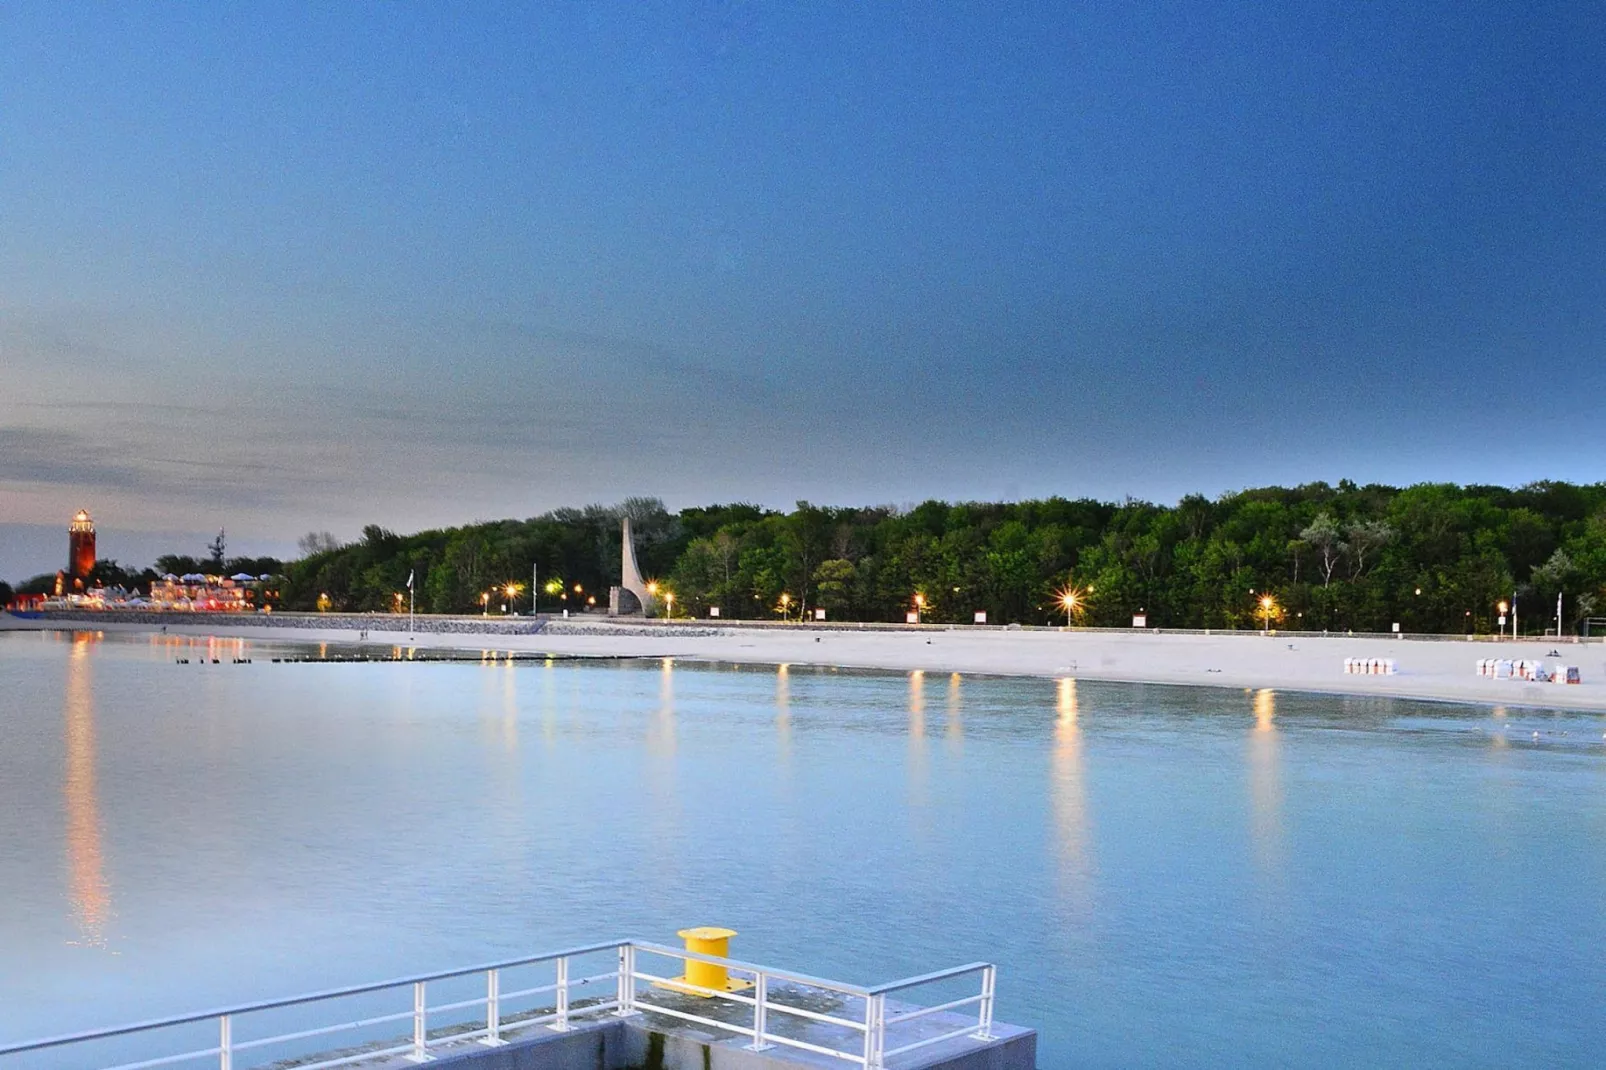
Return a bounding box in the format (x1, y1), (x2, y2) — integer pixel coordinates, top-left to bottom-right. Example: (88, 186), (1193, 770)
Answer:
(2, 2), (1602, 577)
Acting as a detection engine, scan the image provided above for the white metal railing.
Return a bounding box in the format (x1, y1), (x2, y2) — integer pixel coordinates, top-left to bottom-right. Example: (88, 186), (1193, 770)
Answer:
(0, 940), (998, 1070)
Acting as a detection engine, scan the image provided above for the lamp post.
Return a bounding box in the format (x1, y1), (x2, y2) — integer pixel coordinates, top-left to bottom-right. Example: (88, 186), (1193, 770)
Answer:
(665, 592), (675, 619)
(1260, 595), (1275, 634)
(913, 593), (926, 624)
(1059, 589), (1080, 628)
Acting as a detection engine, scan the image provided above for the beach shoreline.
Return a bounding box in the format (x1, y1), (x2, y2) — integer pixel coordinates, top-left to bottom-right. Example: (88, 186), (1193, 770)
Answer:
(7, 611), (1605, 712)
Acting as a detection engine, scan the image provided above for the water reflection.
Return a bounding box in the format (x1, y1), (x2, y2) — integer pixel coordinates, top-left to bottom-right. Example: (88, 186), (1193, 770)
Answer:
(540, 659), (558, 746)
(646, 658), (682, 879)
(1489, 706), (1510, 752)
(500, 664), (519, 751)
(651, 657), (677, 756)
(1051, 678), (1095, 917)
(775, 664), (792, 761)
(64, 634), (112, 947)
(908, 670), (926, 739)
(945, 672), (964, 750)
(1248, 688), (1283, 878)
(907, 670), (929, 814)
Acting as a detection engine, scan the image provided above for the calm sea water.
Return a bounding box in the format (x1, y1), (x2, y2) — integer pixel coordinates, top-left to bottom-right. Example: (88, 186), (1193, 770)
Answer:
(3, 630), (1605, 1067)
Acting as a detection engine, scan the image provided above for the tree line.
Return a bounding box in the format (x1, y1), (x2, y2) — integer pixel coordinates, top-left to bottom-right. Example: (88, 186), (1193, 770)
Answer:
(7, 481), (1604, 634)
(268, 481), (1605, 634)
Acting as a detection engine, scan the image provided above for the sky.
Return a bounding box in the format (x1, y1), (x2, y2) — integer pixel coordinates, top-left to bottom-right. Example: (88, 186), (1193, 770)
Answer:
(2, 2), (1603, 579)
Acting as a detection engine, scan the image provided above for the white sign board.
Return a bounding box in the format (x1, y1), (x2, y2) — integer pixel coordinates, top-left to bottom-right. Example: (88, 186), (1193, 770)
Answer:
(906, 612), (920, 624)
(814, 607), (826, 621)
(973, 611), (987, 624)
(708, 606), (720, 618)
(1132, 614), (1147, 628)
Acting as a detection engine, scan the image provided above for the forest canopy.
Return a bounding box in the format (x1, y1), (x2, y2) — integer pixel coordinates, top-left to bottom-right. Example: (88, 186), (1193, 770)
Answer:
(271, 481), (1606, 635)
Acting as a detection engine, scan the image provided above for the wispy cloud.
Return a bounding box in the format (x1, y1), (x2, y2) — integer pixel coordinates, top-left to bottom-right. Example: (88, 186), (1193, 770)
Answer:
(0, 427), (146, 487)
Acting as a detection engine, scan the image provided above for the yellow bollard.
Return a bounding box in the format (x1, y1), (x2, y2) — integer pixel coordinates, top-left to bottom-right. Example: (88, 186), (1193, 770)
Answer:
(662, 926), (751, 996)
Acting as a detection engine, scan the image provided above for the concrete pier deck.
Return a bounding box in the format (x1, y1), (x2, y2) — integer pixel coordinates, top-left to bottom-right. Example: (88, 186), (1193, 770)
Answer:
(377, 1009), (1036, 1070)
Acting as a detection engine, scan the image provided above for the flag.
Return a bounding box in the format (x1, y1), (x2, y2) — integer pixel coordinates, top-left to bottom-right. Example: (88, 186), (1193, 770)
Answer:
(406, 569), (414, 590)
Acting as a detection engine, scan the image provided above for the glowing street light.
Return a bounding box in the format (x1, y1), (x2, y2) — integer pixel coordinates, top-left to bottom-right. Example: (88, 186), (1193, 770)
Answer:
(1259, 594), (1277, 633)
(481, 591), (490, 616)
(913, 592), (926, 624)
(664, 592), (675, 619)
(1057, 587), (1083, 627)
(778, 593), (792, 620)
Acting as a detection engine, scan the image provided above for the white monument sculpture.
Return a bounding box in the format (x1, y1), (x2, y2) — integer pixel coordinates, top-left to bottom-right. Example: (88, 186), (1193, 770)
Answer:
(608, 516), (654, 616)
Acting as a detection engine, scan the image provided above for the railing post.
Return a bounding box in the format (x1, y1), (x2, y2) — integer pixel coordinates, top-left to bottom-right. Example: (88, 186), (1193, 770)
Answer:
(746, 971), (773, 1051)
(971, 965), (997, 1040)
(408, 981), (431, 1062)
(481, 968), (504, 1046)
(218, 1014), (232, 1070)
(615, 944), (637, 1016)
(862, 992), (885, 1070)
(550, 955), (570, 1031)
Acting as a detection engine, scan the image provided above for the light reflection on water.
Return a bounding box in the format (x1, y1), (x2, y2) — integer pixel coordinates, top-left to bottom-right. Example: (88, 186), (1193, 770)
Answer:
(1051, 677), (1094, 920)
(4, 631), (1606, 1068)
(63, 634), (111, 948)
(1248, 688), (1283, 879)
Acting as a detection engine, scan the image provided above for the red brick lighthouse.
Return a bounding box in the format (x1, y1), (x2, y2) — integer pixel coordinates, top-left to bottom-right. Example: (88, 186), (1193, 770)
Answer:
(68, 509), (96, 582)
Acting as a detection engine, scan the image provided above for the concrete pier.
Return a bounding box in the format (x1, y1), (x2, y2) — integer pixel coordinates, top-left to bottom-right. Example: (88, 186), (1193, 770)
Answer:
(382, 1010), (1036, 1070)
(0, 938), (1034, 1070)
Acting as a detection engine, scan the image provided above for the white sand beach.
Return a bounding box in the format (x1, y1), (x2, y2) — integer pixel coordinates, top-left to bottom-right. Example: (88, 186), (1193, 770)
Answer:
(7, 613), (1605, 712)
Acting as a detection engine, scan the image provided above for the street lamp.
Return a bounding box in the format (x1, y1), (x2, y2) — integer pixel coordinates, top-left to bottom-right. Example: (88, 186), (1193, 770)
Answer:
(481, 591), (490, 616)
(913, 592), (926, 624)
(779, 592), (792, 620)
(1259, 594), (1276, 633)
(664, 592), (675, 619)
(1058, 588), (1081, 627)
